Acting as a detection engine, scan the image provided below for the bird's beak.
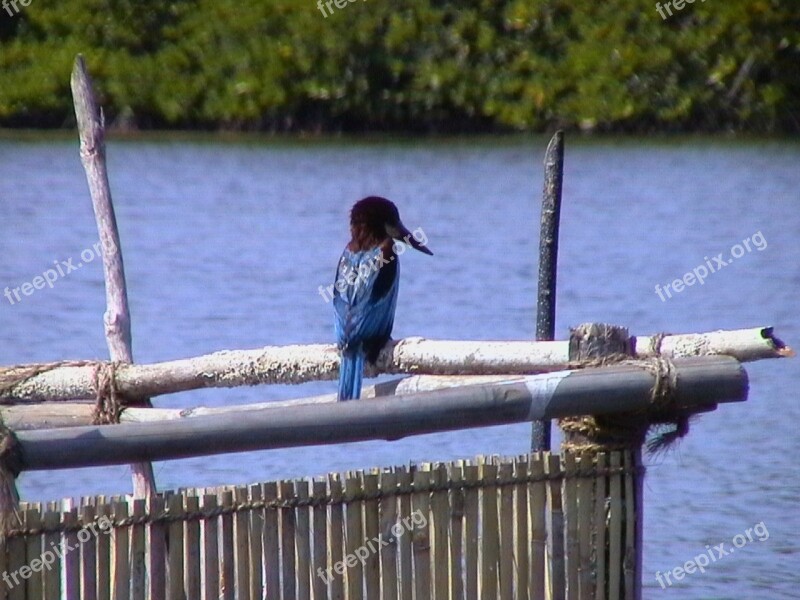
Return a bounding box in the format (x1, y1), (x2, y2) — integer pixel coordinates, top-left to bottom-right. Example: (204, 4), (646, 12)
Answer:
(388, 222), (433, 256)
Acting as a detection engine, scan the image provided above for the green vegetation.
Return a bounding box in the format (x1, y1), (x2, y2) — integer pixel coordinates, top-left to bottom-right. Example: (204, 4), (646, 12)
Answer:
(0, 0), (798, 133)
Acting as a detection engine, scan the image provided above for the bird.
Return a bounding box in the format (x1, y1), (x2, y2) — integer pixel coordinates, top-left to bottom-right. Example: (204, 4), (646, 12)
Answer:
(333, 196), (433, 400)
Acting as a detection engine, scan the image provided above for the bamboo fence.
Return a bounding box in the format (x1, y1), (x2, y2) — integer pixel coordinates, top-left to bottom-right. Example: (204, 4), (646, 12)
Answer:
(0, 451), (639, 600)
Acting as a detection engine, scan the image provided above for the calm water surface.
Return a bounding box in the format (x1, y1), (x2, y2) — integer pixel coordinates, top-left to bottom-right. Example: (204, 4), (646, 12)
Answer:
(1, 135), (798, 598)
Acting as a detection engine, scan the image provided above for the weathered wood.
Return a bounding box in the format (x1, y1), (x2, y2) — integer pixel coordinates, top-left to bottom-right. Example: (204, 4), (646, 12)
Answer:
(310, 479), (328, 600)
(431, 465), (449, 600)
(411, 468), (431, 599)
(498, 463), (514, 600)
(233, 488), (250, 600)
(247, 484), (264, 600)
(513, 457), (530, 600)
(378, 471), (399, 600)
(166, 495), (184, 599)
(262, 483), (280, 600)
(201, 494), (220, 600)
(184, 495), (201, 600)
(607, 454), (623, 600)
(563, 453), (579, 600)
(479, 460), (499, 599)
(396, 469), (413, 600)
(1, 327), (788, 404)
(545, 454), (565, 600)
(529, 455), (546, 600)
(326, 474), (345, 600)
(577, 454), (594, 599)
(448, 463), (465, 600)
(293, 480), (311, 600)
(112, 501), (131, 600)
(532, 129), (565, 452)
(14, 356), (748, 471)
(463, 464), (480, 599)
(129, 499), (146, 600)
(279, 481), (296, 600)
(363, 472), (381, 599)
(70, 54), (156, 499)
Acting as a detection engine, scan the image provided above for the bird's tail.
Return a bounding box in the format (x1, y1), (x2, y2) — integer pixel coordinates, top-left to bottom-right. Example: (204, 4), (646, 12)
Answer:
(338, 347), (365, 400)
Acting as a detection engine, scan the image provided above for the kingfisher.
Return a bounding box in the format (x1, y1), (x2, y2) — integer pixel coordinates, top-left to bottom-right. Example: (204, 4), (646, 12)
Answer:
(334, 196), (433, 400)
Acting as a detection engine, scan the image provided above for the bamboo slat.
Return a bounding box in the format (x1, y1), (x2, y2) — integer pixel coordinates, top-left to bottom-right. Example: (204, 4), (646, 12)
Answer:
(201, 494), (220, 600)
(362, 472), (381, 599)
(564, 453), (579, 600)
(430, 464), (449, 600)
(529, 454), (546, 600)
(479, 460), (499, 600)
(448, 462), (465, 600)
(6, 510), (25, 600)
(498, 462), (514, 600)
(23, 508), (43, 600)
(129, 499), (146, 600)
(411, 467), (431, 600)
(608, 454), (623, 600)
(248, 484), (265, 600)
(262, 483), (280, 600)
(44, 508), (62, 599)
(593, 454), (607, 600)
(463, 464), (480, 599)
(146, 496), (166, 599)
(577, 454), (594, 600)
(167, 494), (185, 599)
(234, 488), (251, 600)
(219, 490), (235, 600)
(293, 480), (311, 600)
(514, 456), (530, 600)
(396, 468), (413, 600)
(378, 470), (398, 600)
(311, 479), (329, 600)
(184, 495), (201, 600)
(344, 472), (364, 599)
(279, 481), (297, 600)
(63, 507), (80, 600)
(327, 474), (345, 600)
(546, 454), (565, 600)
(623, 453), (636, 600)
(112, 501), (130, 600)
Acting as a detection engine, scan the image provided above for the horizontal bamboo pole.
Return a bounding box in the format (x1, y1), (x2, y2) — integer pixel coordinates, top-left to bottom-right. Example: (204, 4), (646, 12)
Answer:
(1, 375), (523, 430)
(16, 356), (747, 471)
(0, 327), (790, 405)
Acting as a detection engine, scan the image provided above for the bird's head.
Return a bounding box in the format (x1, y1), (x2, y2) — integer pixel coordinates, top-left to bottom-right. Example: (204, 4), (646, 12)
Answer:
(350, 196), (433, 255)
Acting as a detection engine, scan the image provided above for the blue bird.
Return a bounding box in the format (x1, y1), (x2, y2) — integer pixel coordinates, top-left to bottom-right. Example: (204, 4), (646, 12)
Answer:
(334, 197), (433, 400)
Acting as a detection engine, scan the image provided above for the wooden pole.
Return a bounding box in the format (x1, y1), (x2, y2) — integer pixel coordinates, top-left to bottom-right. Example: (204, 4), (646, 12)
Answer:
(0, 326), (789, 404)
(532, 130), (565, 452)
(15, 356), (747, 471)
(70, 55), (156, 499)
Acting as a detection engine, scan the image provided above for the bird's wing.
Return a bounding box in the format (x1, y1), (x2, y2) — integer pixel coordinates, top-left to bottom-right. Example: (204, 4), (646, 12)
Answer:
(333, 247), (399, 350)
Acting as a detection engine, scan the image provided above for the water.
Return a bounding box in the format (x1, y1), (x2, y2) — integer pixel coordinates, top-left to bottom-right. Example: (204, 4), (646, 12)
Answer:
(1, 135), (798, 598)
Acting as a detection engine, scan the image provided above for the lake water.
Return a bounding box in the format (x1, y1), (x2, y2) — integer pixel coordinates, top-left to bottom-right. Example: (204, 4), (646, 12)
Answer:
(1, 135), (798, 598)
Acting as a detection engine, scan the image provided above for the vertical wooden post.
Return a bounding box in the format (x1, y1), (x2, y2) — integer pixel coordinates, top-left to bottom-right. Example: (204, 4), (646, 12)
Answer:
(532, 130), (565, 453)
(70, 54), (157, 500)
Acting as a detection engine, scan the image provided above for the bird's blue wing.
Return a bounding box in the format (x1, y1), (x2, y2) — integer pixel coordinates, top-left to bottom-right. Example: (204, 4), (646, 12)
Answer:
(333, 247), (398, 351)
